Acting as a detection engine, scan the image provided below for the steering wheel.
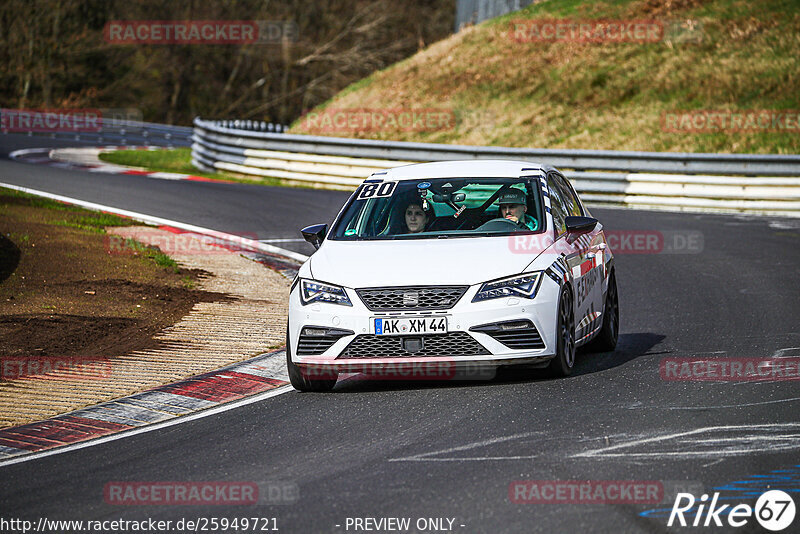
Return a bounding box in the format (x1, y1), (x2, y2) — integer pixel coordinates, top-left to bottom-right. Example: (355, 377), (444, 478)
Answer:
(453, 210), (484, 230)
(474, 218), (521, 232)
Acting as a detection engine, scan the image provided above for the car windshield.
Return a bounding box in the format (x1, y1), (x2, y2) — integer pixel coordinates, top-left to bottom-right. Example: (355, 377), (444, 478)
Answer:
(330, 177), (544, 240)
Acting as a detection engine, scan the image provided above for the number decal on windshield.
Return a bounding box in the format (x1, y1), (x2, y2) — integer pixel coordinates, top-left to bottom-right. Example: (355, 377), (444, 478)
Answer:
(357, 181), (398, 200)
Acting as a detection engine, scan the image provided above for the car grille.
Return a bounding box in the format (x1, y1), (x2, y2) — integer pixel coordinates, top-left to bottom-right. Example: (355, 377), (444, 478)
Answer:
(470, 320), (545, 350)
(296, 326), (354, 356)
(338, 332), (489, 359)
(355, 286), (468, 311)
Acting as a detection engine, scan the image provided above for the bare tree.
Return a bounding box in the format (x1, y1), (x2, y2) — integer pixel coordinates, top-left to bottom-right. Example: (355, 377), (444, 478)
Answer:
(0, 0), (454, 124)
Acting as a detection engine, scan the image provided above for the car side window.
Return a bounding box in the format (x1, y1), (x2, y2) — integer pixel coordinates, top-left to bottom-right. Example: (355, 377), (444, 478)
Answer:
(546, 174), (568, 236)
(553, 173), (583, 217)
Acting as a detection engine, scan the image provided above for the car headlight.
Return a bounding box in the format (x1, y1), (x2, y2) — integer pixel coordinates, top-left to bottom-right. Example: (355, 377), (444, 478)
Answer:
(300, 279), (352, 306)
(472, 272), (542, 302)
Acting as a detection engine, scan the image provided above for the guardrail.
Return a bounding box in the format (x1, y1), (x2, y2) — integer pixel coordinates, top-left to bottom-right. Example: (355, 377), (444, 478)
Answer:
(2, 117), (193, 148)
(192, 117), (800, 216)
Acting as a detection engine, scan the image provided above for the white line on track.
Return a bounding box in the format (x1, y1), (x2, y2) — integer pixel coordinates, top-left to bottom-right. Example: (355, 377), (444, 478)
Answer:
(8, 147), (52, 158)
(0, 182), (310, 263)
(572, 423), (800, 459)
(0, 386), (294, 468)
(643, 396), (800, 410)
(388, 432), (542, 462)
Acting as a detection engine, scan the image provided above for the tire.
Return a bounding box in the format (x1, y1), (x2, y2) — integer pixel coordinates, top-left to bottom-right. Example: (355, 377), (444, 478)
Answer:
(286, 327), (338, 392)
(547, 286), (576, 377)
(585, 271), (619, 353)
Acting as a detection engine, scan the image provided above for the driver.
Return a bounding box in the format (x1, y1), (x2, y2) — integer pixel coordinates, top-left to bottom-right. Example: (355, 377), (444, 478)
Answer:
(498, 189), (538, 231)
(403, 200), (431, 233)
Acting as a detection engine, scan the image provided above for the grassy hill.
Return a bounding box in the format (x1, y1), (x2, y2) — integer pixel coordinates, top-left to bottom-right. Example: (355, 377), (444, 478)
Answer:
(290, 0), (800, 154)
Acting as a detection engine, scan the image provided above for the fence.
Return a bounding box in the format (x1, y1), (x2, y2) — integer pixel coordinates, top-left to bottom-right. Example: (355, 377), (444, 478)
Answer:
(455, 0), (536, 32)
(192, 117), (800, 216)
(2, 116), (194, 148)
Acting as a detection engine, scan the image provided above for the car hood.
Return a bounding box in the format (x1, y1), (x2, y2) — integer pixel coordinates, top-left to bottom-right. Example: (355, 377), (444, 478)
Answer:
(308, 237), (542, 288)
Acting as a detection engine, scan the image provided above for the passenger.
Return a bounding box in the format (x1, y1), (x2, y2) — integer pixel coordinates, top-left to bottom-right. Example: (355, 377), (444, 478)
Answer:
(498, 189), (538, 231)
(403, 200), (430, 233)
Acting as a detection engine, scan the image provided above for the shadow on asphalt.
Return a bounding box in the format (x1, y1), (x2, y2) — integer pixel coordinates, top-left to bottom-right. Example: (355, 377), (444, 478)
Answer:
(573, 332), (668, 376)
(331, 332), (666, 393)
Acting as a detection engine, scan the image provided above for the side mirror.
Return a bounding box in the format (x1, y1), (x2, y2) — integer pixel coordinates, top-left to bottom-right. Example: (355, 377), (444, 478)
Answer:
(565, 216), (598, 236)
(301, 224), (328, 250)
(432, 192), (466, 203)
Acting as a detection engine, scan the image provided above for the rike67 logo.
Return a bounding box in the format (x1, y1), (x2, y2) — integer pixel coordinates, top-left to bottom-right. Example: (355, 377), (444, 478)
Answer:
(668, 490), (795, 531)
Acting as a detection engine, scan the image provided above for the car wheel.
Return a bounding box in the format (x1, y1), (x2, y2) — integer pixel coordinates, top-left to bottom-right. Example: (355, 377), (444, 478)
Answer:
(548, 286), (576, 377)
(585, 271), (619, 353)
(286, 327), (338, 392)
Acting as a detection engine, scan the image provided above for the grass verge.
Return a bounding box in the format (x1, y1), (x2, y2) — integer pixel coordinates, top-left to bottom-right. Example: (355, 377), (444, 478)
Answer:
(289, 0), (800, 154)
(98, 148), (310, 188)
(0, 186), (208, 335)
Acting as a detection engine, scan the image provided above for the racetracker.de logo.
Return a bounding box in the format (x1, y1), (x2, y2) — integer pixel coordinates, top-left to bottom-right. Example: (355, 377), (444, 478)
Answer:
(1, 356), (112, 381)
(104, 482), (258, 505)
(509, 480), (663, 504)
(104, 232), (258, 256)
(660, 357), (800, 382)
(509, 19), (664, 43)
(104, 20), (298, 45)
(508, 230), (703, 255)
(662, 110), (800, 133)
(299, 108), (457, 134)
(303, 361), (495, 381)
(1, 109), (101, 133)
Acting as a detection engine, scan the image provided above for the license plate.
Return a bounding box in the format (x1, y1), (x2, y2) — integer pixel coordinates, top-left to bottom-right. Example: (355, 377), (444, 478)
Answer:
(373, 317), (448, 336)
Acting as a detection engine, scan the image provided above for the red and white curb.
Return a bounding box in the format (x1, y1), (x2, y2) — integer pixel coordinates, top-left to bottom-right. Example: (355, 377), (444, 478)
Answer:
(9, 146), (232, 183)
(0, 350), (290, 464)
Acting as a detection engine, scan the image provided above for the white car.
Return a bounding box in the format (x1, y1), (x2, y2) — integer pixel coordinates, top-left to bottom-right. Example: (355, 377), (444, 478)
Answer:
(286, 160), (618, 391)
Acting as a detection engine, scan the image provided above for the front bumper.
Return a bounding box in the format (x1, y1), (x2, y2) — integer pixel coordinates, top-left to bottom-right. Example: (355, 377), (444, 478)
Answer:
(288, 276), (560, 370)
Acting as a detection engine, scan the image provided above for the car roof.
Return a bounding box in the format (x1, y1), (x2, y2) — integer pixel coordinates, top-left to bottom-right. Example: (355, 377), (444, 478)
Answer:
(370, 160), (546, 181)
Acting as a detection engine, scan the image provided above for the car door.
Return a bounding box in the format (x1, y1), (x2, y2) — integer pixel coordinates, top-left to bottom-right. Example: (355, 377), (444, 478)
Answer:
(550, 172), (605, 343)
(546, 173), (584, 334)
